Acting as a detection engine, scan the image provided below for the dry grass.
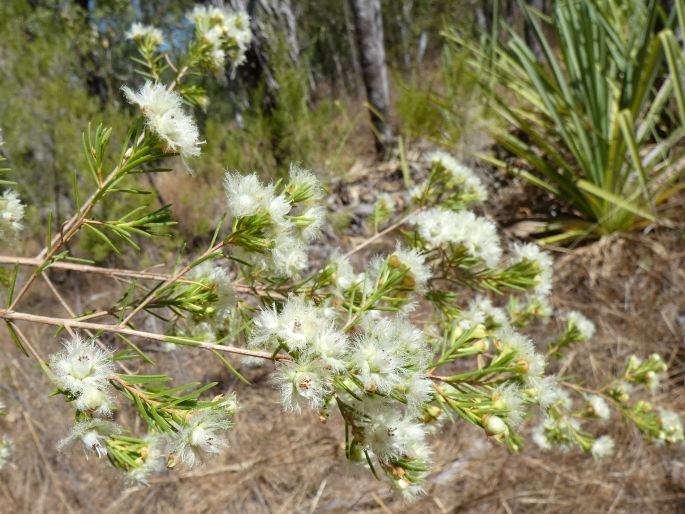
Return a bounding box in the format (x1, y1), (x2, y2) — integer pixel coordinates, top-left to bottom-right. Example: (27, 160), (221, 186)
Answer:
(1, 164), (684, 513)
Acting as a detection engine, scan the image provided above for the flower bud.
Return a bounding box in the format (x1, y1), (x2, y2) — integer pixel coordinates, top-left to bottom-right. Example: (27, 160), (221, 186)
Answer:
(483, 415), (508, 436)
(470, 338), (489, 353)
(515, 358), (529, 373)
(626, 355), (641, 372)
(421, 405), (442, 423)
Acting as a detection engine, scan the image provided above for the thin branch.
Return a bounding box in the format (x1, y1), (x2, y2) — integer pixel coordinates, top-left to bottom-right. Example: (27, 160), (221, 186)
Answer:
(117, 240), (226, 326)
(6, 321), (46, 364)
(343, 208), (421, 258)
(40, 273), (139, 375)
(0, 309), (285, 361)
(11, 159), (134, 310)
(0, 255), (252, 290)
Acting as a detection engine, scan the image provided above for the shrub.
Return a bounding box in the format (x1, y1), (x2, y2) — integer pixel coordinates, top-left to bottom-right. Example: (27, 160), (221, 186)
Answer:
(0, 3), (681, 502)
(449, 0), (685, 242)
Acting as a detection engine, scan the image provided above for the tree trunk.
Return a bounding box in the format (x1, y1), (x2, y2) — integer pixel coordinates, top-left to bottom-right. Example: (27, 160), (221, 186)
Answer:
(349, 0), (393, 156)
(228, 0), (300, 112)
(74, 0), (109, 105)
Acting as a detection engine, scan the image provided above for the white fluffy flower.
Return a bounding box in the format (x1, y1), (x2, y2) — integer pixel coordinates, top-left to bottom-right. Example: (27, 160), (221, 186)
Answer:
(427, 150), (487, 201)
(402, 374), (434, 414)
(187, 6), (252, 66)
(58, 419), (120, 458)
(274, 358), (333, 412)
(309, 325), (349, 371)
(50, 336), (114, 394)
(225, 11), (252, 54)
(0, 438), (11, 470)
(358, 315), (431, 368)
(251, 297), (326, 351)
(224, 172), (275, 218)
(498, 329), (545, 377)
(122, 81), (202, 160)
(492, 384), (525, 426)
(591, 435), (615, 459)
(190, 261), (236, 316)
(659, 410), (684, 443)
(330, 251), (362, 292)
(126, 22), (164, 46)
(352, 332), (406, 394)
(299, 205), (326, 241)
(587, 395), (611, 420)
(565, 310), (596, 341)
(287, 163), (323, 202)
(526, 375), (567, 410)
(455, 212), (501, 266)
(268, 193), (293, 224)
(74, 385), (115, 417)
(413, 208), (501, 266)
(511, 243), (553, 296)
(0, 189), (25, 240)
(532, 424), (552, 450)
(271, 233), (309, 277)
(461, 295), (508, 330)
(356, 399), (428, 460)
(127, 435), (166, 485)
(171, 409), (232, 468)
(391, 246), (432, 291)
(413, 208), (458, 247)
(50, 336), (116, 416)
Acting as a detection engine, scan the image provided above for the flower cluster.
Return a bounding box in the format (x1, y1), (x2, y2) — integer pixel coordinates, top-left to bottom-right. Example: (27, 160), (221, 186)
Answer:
(179, 260), (237, 340)
(126, 22), (164, 47)
(49, 336), (125, 459)
(0, 189), (24, 241)
(622, 353), (667, 393)
(169, 400), (236, 468)
(426, 151), (488, 203)
(49, 334), (238, 480)
(50, 336), (116, 418)
(225, 164), (325, 278)
(122, 81), (202, 161)
(658, 409), (684, 444)
(250, 296), (435, 497)
(58, 419), (121, 458)
(533, 348), (684, 460)
(0, 134), (25, 241)
(187, 5), (252, 69)
(414, 208), (502, 267)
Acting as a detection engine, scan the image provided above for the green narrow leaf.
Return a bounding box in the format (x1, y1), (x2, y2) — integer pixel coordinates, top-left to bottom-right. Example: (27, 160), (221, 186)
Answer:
(617, 110), (652, 209)
(72, 172), (81, 213)
(660, 31), (685, 127)
(6, 263), (19, 308)
(5, 321), (28, 357)
(576, 179), (656, 222)
(115, 333), (156, 365)
(211, 349), (251, 385)
(46, 211), (53, 253)
(84, 223), (121, 255)
(210, 213), (227, 248)
(116, 373), (171, 385)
